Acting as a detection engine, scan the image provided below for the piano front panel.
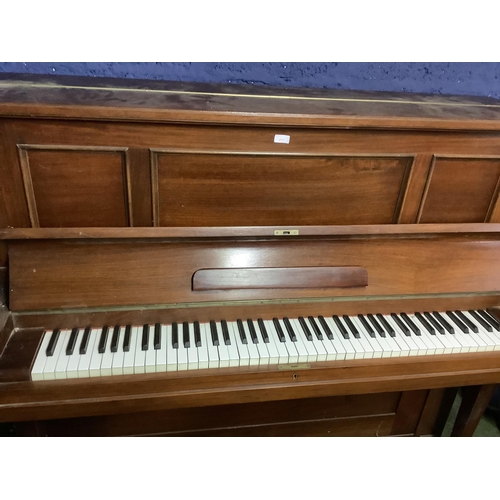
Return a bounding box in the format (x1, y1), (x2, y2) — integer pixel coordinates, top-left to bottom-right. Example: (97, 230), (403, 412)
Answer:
(8, 236), (500, 311)
(2, 118), (500, 229)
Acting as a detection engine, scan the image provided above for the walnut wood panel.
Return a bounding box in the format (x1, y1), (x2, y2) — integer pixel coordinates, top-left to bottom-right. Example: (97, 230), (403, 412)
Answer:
(36, 392), (400, 436)
(192, 266), (368, 291)
(419, 157), (500, 223)
(18, 145), (131, 227)
(8, 237), (500, 311)
(154, 152), (411, 226)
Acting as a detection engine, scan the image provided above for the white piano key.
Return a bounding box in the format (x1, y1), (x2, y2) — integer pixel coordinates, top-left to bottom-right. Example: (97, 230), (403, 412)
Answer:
(203, 323), (219, 369)
(122, 327), (138, 374)
(54, 330), (72, 379)
(111, 327), (126, 375)
(133, 326), (146, 374)
(100, 330), (115, 376)
(441, 331), (463, 353)
(410, 314), (444, 354)
(381, 315), (411, 356)
(165, 324), (178, 371)
(292, 319), (317, 362)
(31, 331), (53, 381)
(177, 327), (189, 371)
(216, 322), (230, 368)
(453, 328), (478, 353)
(155, 325), (168, 372)
(196, 324), (209, 370)
(66, 329), (83, 378)
(229, 322), (250, 367)
(225, 322), (240, 367)
(265, 320), (289, 364)
(144, 325), (157, 373)
(185, 323), (199, 370)
(42, 330), (67, 380)
(77, 328), (99, 378)
(287, 319), (309, 362)
(89, 328), (106, 377)
(259, 321), (279, 364)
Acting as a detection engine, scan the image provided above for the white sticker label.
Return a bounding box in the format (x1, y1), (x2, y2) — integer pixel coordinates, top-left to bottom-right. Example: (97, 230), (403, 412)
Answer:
(274, 134), (290, 144)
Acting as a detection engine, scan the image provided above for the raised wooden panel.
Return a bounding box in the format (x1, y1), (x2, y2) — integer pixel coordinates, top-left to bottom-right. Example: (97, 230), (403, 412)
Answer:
(154, 152), (412, 226)
(8, 237), (500, 311)
(419, 157), (500, 223)
(18, 146), (130, 227)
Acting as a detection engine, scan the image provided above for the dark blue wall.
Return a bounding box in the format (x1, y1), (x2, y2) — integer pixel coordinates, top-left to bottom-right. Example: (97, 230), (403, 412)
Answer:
(0, 62), (499, 98)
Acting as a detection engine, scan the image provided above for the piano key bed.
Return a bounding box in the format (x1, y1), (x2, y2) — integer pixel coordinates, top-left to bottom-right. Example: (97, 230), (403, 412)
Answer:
(31, 309), (500, 381)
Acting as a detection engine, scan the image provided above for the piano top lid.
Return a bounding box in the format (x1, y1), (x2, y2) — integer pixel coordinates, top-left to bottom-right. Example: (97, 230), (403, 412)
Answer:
(1, 72), (500, 130)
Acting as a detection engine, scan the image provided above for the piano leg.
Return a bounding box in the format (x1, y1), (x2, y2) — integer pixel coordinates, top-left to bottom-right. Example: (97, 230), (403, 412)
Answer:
(451, 384), (497, 437)
(432, 387), (460, 436)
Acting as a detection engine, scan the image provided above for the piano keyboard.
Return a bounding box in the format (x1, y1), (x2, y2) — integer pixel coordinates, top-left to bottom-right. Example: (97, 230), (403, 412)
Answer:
(31, 309), (500, 381)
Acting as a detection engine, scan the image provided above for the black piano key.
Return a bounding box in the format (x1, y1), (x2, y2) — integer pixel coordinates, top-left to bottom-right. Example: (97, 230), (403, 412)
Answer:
(283, 318), (297, 342)
(222, 320), (231, 345)
(446, 311), (469, 334)
(194, 321), (202, 347)
(333, 315), (349, 339)
(367, 314), (385, 337)
(79, 326), (91, 355)
(342, 315), (360, 339)
(478, 310), (500, 331)
(141, 324), (149, 351)
(154, 323), (161, 349)
(432, 312), (454, 334)
(237, 319), (247, 344)
(308, 316), (323, 340)
(66, 327), (79, 355)
(209, 320), (218, 346)
(358, 315), (375, 338)
(123, 325), (132, 352)
(455, 311), (478, 333)
(298, 316), (313, 341)
(257, 318), (269, 343)
(468, 310), (492, 332)
(391, 313), (410, 336)
(98, 326), (110, 354)
(376, 314), (395, 337)
(246, 319), (258, 344)
(424, 312), (445, 334)
(46, 328), (60, 357)
(273, 318), (286, 342)
(400, 313), (421, 335)
(110, 325), (120, 353)
(415, 312), (435, 335)
(318, 316), (333, 340)
(172, 322), (179, 348)
(183, 321), (190, 348)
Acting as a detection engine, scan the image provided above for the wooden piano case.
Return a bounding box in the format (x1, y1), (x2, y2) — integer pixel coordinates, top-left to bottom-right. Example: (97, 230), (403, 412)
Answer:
(1, 73), (500, 436)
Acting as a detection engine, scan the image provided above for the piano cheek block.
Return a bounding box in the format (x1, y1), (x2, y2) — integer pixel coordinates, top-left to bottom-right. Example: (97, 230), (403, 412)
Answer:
(192, 267), (368, 291)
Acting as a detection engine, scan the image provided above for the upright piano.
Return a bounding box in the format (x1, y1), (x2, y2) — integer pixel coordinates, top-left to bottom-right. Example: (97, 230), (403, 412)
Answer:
(1, 73), (500, 436)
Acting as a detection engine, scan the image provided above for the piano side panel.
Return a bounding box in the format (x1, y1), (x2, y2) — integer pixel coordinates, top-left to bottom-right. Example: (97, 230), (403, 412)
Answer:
(7, 237), (500, 311)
